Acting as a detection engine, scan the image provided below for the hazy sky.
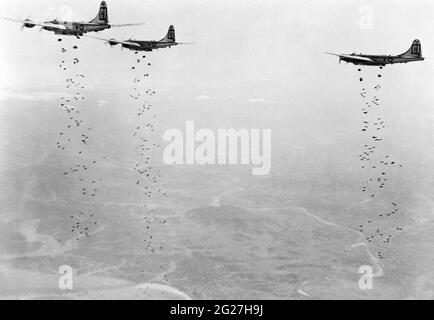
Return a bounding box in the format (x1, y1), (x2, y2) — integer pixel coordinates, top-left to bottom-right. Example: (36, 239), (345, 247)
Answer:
(1, 0), (433, 163)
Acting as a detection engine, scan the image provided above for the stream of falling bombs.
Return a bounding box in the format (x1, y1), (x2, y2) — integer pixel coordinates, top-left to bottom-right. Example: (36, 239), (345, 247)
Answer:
(56, 38), (103, 242)
(55, 42), (171, 281)
(128, 52), (171, 285)
(356, 68), (404, 260)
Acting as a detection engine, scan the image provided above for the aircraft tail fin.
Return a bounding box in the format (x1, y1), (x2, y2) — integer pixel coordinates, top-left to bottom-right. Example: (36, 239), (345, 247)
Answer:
(399, 39), (422, 58)
(160, 25), (176, 42)
(89, 1), (108, 24)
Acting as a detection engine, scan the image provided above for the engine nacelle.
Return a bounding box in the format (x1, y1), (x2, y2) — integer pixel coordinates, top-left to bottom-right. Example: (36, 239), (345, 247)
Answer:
(108, 39), (119, 46)
(23, 19), (36, 28)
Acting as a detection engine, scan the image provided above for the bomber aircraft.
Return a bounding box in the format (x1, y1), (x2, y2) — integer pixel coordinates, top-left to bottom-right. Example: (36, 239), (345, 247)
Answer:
(0, 1), (146, 38)
(326, 40), (424, 66)
(85, 25), (194, 51)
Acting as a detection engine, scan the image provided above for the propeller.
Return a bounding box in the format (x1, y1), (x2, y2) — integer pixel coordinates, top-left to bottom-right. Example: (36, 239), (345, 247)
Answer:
(106, 38), (119, 46)
(22, 17), (37, 30)
(21, 17), (30, 30)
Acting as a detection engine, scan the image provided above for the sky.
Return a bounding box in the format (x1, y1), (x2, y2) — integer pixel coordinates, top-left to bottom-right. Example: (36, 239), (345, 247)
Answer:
(1, 0), (434, 167)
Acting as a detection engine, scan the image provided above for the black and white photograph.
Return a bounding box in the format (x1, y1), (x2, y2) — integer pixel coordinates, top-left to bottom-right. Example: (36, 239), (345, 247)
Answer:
(0, 0), (433, 305)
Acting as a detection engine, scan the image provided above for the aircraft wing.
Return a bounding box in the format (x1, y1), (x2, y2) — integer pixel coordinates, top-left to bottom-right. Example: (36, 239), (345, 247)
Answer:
(110, 22), (147, 27)
(0, 16), (67, 30)
(326, 52), (374, 62)
(84, 35), (142, 48)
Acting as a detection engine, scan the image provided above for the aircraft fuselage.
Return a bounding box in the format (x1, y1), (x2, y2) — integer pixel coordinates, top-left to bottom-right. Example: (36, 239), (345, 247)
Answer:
(121, 40), (176, 52)
(42, 20), (111, 36)
(341, 54), (424, 66)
